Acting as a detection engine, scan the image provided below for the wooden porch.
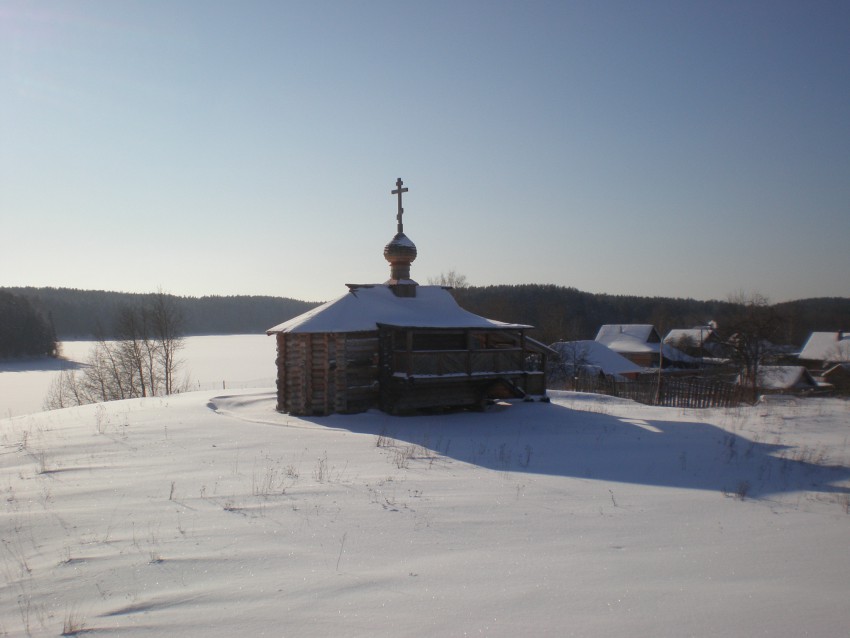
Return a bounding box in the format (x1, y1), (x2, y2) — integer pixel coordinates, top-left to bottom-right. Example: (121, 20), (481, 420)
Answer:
(377, 325), (551, 414)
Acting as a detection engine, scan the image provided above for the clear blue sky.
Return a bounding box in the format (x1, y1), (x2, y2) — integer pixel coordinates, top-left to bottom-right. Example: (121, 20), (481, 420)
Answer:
(2, 1), (848, 303)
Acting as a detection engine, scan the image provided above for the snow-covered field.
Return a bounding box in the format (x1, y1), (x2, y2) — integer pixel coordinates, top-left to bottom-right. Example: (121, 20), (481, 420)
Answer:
(0, 335), (275, 418)
(2, 386), (849, 636)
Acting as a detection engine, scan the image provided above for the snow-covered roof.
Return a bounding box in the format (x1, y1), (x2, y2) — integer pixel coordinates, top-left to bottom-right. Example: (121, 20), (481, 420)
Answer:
(550, 340), (642, 377)
(739, 366), (819, 390)
(267, 285), (530, 335)
(664, 328), (716, 347)
(595, 324), (695, 363)
(798, 331), (850, 363)
(602, 334), (655, 354)
(596, 324), (660, 346)
(596, 325), (657, 354)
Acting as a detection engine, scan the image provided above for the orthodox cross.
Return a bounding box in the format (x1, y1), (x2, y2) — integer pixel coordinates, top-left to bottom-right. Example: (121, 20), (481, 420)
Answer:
(391, 177), (408, 233)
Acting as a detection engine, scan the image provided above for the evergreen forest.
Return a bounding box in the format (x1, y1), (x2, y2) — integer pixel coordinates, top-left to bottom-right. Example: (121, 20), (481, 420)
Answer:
(0, 290), (58, 358)
(2, 285), (847, 352)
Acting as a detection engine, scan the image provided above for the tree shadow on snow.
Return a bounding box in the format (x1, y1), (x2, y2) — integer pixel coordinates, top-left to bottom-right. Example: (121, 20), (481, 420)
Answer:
(315, 400), (850, 500)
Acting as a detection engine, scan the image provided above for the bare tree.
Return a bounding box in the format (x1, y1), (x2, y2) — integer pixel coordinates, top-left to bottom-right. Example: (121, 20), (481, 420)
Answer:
(148, 291), (184, 396)
(558, 342), (594, 389)
(427, 270), (469, 289)
(723, 292), (784, 403)
(44, 369), (80, 409)
(671, 334), (700, 358)
(548, 322), (595, 390)
(44, 292), (186, 410)
(114, 304), (162, 397)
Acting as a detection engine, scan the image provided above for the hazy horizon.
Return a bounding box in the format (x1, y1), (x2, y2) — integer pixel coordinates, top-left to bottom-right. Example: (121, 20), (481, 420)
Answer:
(4, 281), (847, 306)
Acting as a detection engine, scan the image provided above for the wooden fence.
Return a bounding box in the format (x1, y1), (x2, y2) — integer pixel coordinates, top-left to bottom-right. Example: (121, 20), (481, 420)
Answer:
(570, 374), (747, 409)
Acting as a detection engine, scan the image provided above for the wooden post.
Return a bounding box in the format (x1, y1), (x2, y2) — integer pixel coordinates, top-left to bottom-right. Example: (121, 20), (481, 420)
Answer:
(466, 330), (473, 377)
(303, 334), (313, 413)
(323, 333), (330, 415)
(406, 330), (413, 377)
(277, 333), (286, 412)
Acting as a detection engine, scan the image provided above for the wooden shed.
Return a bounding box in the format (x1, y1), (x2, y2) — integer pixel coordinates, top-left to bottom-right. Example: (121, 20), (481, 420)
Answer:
(266, 179), (553, 416)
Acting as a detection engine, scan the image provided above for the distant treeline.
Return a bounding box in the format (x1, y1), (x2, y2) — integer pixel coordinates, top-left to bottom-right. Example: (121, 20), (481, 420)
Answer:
(3, 287), (320, 339)
(0, 290), (58, 357)
(3, 285), (847, 349)
(450, 284), (850, 348)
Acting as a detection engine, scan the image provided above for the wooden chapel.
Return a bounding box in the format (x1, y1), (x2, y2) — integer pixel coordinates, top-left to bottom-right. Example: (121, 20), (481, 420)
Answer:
(266, 179), (553, 415)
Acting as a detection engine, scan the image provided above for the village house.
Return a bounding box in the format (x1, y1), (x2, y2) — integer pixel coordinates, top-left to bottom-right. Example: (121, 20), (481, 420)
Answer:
(737, 365), (821, 396)
(663, 326), (724, 358)
(595, 324), (693, 368)
(798, 331), (850, 369)
(266, 179), (554, 416)
(595, 324), (662, 367)
(548, 340), (641, 388)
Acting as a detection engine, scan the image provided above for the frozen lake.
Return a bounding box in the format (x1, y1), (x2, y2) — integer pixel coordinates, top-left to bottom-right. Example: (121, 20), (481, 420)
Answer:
(0, 334), (276, 417)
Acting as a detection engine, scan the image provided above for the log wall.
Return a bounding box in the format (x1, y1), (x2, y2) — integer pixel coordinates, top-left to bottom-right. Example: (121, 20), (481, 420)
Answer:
(344, 332), (380, 413)
(275, 326), (549, 416)
(275, 331), (380, 416)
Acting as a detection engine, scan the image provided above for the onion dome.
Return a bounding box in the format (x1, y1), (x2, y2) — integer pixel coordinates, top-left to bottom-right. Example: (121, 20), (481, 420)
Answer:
(384, 232), (417, 281)
(384, 178), (418, 295)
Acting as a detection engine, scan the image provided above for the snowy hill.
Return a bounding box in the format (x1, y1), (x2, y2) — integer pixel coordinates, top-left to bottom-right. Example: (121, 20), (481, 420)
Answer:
(2, 391), (849, 636)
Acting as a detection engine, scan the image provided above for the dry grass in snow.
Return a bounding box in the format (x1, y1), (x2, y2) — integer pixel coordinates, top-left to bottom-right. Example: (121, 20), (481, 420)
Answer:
(1, 390), (849, 636)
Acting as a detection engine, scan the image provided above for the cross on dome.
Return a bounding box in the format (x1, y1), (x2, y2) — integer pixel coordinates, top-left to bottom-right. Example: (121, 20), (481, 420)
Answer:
(383, 177), (417, 292)
(391, 177), (408, 233)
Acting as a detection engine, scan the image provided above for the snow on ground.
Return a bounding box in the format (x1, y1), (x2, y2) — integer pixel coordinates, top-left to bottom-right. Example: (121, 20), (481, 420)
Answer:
(0, 355), (83, 419)
(2, 390), (849, 637)
(0, 335), (275, 418)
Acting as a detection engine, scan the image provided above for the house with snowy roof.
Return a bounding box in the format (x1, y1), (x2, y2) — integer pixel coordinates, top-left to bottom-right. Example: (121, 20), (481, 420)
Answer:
(737, 366), (821, 396)
(266, 179), (554, 416)
(798, 331), (850, 368)
(548, 340), (641, 385)
(595, 324), (694, 368)
(663, 326), (724, 358)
